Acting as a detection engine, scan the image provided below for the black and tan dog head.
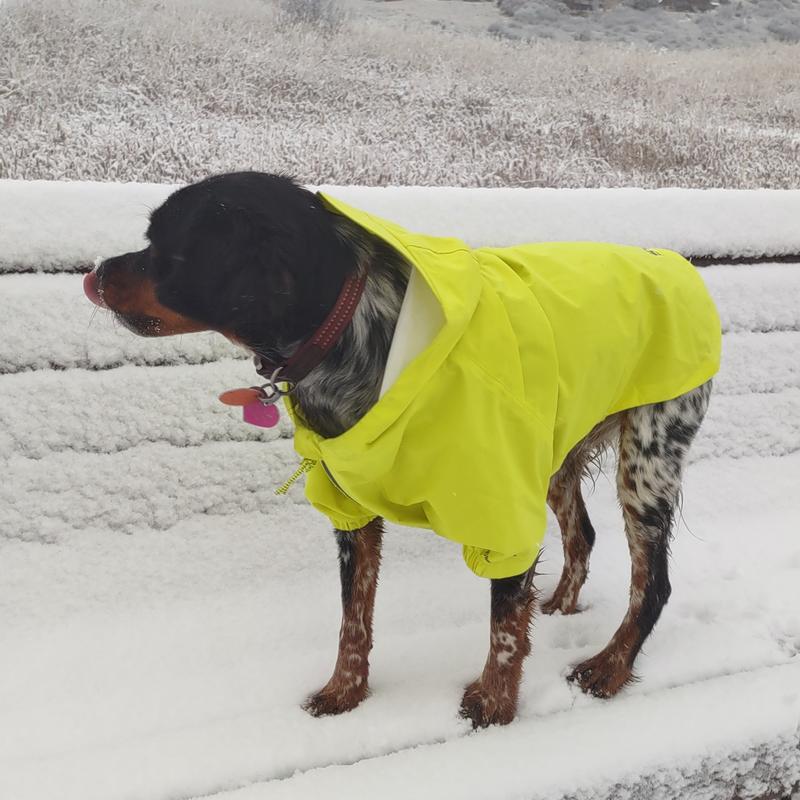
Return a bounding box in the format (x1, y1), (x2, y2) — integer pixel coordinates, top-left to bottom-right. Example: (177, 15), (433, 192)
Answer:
(85, 172), (356, 353)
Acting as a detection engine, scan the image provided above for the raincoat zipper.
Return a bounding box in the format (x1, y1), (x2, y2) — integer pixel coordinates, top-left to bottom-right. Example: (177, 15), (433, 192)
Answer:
(321, 461), (354, 500)
(274, 458), (316, 495)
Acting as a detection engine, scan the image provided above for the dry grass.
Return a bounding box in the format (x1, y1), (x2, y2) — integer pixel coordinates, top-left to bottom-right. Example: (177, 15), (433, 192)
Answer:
(1, 0), (799, 187)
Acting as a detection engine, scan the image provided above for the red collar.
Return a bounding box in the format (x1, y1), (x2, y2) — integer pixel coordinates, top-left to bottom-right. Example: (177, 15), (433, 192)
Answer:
(254, 271), (367, 388)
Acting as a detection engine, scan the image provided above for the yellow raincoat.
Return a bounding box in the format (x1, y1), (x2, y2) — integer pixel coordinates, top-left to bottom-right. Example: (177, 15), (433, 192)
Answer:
(285, 194), (721, 579)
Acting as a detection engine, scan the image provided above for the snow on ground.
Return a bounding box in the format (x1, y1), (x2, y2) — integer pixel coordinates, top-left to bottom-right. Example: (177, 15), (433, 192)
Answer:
(3, 181), (800, 271)
(1, 458), (798, 800)
(0, 182), (798, 800)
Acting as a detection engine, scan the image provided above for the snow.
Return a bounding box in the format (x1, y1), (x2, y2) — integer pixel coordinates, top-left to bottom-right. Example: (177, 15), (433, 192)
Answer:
(0, 361), (292, 459)
(1, 457), (798, 800)
(0, 274), (237, 372)
(1, 181), (798, 800)
(3, 180), (800, 272)
(220, 665), (800, 800)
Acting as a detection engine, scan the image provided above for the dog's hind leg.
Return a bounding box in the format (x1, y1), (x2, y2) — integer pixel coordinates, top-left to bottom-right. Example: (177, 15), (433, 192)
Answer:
(568, 381), (711, 698)
(460, 560), (538, 728)
(305, 517), (383, 716)
(542, 473), (595, 615)
(542, 417), (618, 615)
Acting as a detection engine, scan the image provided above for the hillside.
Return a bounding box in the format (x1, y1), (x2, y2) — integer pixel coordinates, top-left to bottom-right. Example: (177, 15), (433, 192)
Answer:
(2, 0), (799, 188)
(493, 0), (800, 48)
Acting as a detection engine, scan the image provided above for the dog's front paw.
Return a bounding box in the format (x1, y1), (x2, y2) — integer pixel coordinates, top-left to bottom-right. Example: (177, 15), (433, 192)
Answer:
(459, 679), (516, 729)
(304, 677), (369, 717)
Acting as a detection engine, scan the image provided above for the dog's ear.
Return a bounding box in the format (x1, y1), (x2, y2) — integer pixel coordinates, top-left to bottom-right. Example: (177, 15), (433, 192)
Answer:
(156, 195), (355, 350)
(220, 204), (305, 335)
(151, 201), (290, 327)
(227, 202), (357, 349)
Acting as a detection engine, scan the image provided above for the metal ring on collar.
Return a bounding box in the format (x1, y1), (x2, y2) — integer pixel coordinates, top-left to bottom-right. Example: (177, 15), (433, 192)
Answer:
(257, 367), (296, 406)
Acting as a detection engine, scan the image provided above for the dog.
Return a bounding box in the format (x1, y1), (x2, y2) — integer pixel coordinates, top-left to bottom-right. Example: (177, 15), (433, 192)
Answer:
(85, 171), (719, 728)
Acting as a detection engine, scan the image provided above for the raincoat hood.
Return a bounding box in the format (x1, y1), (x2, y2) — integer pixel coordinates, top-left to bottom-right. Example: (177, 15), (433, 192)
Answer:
(285, 194), (721, 579)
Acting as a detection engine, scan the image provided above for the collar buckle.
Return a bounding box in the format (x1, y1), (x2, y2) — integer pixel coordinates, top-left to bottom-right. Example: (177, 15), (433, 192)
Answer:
(257, 366), (295, 406)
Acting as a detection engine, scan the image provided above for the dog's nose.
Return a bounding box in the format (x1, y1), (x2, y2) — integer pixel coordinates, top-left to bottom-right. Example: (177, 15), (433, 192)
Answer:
(83, 268), (107, 308)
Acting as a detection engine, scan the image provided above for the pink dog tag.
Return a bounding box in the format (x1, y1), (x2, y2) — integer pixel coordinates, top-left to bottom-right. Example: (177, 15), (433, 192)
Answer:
(219, 388), (280, 428)
(243, 401), (280, 428)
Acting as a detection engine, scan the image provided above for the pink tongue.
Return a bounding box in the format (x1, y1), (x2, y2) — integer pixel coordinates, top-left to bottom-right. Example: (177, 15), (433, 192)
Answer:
(83, 271), (106, 307)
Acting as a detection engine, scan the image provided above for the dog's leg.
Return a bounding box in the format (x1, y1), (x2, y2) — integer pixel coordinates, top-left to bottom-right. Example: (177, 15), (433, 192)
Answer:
(569, 382), (711, 698)
(542, 417), (617, 615)
(542, 474), (595, 615)
(460, 561), (537, 728)
(305, 518), (383, 716)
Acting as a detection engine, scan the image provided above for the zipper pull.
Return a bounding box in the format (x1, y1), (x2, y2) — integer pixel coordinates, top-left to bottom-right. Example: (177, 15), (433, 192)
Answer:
(275, 458), (317, 496)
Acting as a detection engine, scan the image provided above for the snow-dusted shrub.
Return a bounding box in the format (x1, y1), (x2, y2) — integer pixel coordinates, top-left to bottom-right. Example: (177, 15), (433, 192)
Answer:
(513, 0), (566, 26)
(660, 0), (715, 10)
(767, 15), (800, 44)
(497, 0), (528, 14)
(624, 0), (662, 9)
(275, 0), (347, 33)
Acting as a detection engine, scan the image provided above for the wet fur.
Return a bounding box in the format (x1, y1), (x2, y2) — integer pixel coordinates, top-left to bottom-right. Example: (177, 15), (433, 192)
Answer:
(94, 172), (712, 728)
(547, 384), (711, 698)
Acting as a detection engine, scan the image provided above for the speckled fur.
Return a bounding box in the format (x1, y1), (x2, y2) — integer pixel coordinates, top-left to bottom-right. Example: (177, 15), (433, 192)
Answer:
(555, 381), (713, 698)
(460, 560), (539, 728)
(289, 216), (410, 438)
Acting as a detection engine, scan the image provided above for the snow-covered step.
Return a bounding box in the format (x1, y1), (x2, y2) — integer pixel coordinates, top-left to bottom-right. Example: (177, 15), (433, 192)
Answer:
(0, 274), (239, 373)
(2, 388), (798, 542)
(216, 662), (800, 800)
(702, 262), (800, 333)
(716, 330), (800, 395)
(2, 266), (800, 373)
(0, 360), (291, 459)
(3, 180), (800, 271)
(693, 388), (800, 460)
(0, 334), (796, 458)
(0, 440), (300, 541)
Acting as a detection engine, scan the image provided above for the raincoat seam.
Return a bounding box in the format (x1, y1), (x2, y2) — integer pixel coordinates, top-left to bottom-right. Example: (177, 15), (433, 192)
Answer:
(407, 245), (471, 256)
(321, 461), (354, 500)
